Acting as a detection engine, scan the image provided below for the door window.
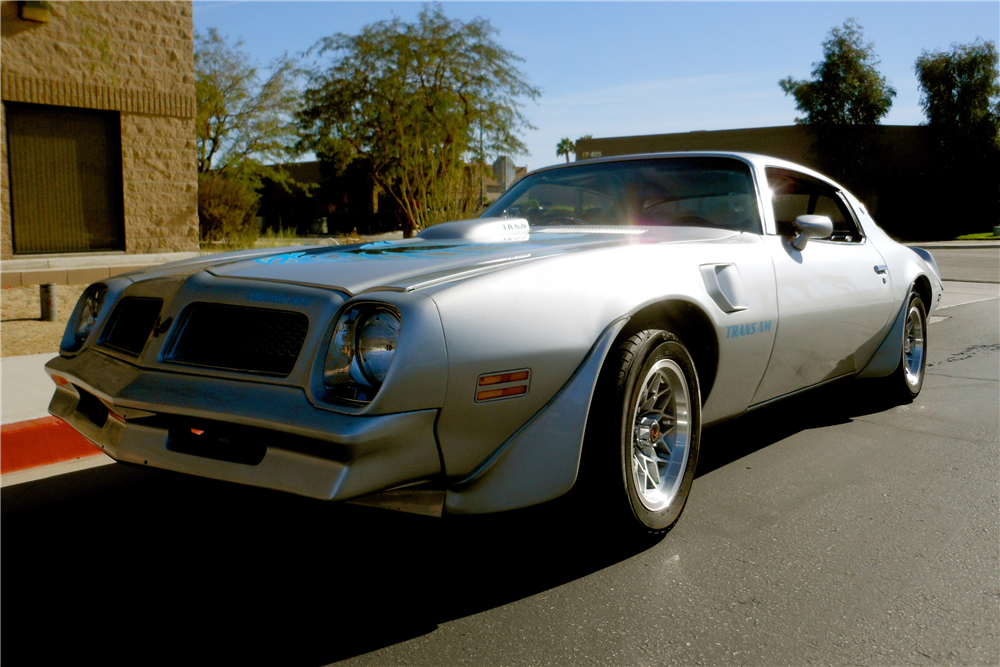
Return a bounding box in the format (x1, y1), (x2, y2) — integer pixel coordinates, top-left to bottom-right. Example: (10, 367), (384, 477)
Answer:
(766, 168), (863, 243)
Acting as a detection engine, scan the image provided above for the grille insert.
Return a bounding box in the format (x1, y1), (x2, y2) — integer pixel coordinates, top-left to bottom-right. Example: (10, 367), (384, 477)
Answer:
(99, 297), (163, 356)
(166, 303), (309, 376)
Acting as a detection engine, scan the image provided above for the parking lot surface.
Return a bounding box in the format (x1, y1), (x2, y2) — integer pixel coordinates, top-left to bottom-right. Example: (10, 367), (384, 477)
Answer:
(2, 277), (997, 667)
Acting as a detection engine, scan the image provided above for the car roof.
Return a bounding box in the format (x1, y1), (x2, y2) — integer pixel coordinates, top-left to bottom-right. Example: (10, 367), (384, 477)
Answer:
(532, 151), (848, 193)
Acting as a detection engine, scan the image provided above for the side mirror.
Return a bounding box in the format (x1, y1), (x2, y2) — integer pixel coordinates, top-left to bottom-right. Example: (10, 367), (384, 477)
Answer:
(788, 215), (833, 250)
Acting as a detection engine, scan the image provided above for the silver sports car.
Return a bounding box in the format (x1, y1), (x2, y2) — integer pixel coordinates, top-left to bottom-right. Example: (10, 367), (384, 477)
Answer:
(46, 153), (943, 534)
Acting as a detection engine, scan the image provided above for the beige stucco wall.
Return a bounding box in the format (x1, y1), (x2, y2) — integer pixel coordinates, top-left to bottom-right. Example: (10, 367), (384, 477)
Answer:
(0, 0), (198, 258)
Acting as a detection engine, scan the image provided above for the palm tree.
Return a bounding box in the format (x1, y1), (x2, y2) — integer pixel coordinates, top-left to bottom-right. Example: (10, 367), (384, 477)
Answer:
(556, 137), (575, 163)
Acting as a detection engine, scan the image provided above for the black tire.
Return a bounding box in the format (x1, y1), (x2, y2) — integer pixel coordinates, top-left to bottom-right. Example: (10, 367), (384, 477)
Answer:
(582, 329), (701, 534)
(887, 291), (928, 401)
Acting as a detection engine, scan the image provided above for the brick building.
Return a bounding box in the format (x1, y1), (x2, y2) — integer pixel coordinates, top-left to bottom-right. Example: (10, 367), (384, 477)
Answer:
(1, 0), (199, 260)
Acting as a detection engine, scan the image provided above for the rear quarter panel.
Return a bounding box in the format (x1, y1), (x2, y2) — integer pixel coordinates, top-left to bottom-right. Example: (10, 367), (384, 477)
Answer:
(843, 190), (944, 312)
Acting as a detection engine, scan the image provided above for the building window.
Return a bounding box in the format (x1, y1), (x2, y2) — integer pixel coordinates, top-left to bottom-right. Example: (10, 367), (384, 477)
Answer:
(6, 102), (125, 254)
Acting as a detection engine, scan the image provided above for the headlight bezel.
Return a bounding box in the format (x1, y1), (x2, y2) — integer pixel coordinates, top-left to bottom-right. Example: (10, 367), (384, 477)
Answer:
(61, 283), (109, 353)
(355, 308), (402, 386)
(323, 302), (401, 404)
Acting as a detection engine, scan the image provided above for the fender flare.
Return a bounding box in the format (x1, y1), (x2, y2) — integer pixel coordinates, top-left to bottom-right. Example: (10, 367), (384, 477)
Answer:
(444, 317), (629, 514)
(857, 284), (916, 379)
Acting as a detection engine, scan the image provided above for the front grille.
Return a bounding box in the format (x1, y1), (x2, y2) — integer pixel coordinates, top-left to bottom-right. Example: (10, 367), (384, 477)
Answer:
(165, 303), (309, 377)
(99, 297), (163, 356)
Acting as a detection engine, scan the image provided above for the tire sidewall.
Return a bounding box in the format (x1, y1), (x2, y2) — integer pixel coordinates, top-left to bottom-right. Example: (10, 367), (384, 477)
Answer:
(618, 334), (701, 532)
(902, 293), (928, 397)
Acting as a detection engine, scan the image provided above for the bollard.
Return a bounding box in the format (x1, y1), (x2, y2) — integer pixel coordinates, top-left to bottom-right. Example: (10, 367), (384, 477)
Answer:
(40, 283), (58, 322)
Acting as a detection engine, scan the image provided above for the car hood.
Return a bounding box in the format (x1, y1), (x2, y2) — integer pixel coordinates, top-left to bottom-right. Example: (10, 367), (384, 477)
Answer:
(199, 226), (738, 295)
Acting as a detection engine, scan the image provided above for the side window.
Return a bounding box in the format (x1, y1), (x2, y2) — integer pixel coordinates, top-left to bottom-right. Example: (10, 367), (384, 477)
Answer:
(766, 168), (863, 243)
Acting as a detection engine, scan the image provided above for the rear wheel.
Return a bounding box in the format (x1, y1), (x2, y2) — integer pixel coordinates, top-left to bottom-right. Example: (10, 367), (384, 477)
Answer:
(584, 329), (701, 534)
(887, 292), (927, 401)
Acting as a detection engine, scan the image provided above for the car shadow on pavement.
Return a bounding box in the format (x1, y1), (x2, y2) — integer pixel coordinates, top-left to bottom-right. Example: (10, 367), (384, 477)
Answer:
(2, 380), (906, 666)
(2, 470), (654, 666)
(696, 377), (907, 477)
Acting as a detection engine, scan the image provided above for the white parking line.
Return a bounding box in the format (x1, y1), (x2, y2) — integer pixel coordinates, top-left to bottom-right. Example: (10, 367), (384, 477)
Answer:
(928, 281), (997, 324)
(937, 281), (1000, 311)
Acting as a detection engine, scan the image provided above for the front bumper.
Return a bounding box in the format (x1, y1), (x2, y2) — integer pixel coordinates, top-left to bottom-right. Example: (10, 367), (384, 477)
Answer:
(45, 351), (442, 501)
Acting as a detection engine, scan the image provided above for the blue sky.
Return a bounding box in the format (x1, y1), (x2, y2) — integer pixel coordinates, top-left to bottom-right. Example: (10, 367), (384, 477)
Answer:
(193, 1), (1000, 170)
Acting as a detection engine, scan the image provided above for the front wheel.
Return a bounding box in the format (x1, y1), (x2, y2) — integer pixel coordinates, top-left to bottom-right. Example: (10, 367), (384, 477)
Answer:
(584, 329), (702, 534)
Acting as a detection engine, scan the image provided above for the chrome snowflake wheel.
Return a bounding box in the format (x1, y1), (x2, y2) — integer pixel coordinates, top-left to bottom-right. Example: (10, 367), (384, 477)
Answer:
(902, 297), (926, 394)
(630, 359), (692, 512)
(579, 328), (701, 534)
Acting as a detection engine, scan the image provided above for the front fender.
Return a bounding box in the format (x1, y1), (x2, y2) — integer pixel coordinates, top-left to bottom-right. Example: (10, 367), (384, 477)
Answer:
(445, 317), (629, 514)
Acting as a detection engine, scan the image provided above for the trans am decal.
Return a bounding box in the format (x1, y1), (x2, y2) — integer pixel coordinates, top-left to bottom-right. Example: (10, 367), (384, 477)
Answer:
(726, 320), (772, 338)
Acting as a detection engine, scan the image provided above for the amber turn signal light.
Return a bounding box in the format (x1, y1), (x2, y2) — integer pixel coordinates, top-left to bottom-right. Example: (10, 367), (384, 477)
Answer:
(475, 368), (530, 402)
(476, 385), (528, 401)
(478, 370), (529, 386)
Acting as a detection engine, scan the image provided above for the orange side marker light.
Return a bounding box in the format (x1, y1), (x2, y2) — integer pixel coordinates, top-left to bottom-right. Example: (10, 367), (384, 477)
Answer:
(476, 385), (528, 401)
(478, 370), (530, 386)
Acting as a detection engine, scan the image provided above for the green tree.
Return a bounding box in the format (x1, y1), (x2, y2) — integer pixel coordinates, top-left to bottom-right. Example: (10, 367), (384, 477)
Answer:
(780, 19), (896, 183)
(195, 28), (304, 246)
(197, 171), (261, 249)
(915, 39), (1000, 168)
(195, 28), (301, 184)
(556, 137), (575, 163)
(915, 39), (999, 228)
(297, 4), (541, 237)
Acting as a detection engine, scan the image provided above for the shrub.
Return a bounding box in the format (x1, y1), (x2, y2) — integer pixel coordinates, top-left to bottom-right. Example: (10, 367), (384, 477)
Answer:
(198, 172), (261, 249)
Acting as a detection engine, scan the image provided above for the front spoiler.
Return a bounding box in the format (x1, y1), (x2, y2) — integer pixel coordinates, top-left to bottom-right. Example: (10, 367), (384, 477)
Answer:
(45, 351), (442, 502)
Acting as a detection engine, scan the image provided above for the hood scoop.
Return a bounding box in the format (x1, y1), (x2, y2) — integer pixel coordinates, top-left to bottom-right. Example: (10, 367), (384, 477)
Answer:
(417, 218), (530, 241)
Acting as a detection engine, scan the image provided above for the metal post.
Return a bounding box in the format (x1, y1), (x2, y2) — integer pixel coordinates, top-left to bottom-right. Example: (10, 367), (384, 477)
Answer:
(40, 283), (58, 322)
(479, 113), (484, 208)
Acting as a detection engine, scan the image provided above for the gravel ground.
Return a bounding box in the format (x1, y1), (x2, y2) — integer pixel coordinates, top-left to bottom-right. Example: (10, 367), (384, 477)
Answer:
(1, 285), (86, 357)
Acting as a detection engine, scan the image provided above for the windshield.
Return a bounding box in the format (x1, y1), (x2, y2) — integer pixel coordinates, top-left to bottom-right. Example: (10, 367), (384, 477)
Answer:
(482, 156), (762, 234)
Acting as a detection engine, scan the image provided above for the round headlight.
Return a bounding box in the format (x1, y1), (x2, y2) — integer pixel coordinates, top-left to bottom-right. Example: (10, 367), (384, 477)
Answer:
(69, 284), (108, 351)
(356, 309), (400, 385)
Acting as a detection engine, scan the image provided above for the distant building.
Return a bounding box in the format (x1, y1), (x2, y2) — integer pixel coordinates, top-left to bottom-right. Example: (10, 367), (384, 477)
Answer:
(256, 160), (528, 236)
(485, 161), (528, 201)
(576, 126), (935, 238)
(1, 0), (198, 259)
(256, 161), (391, 237)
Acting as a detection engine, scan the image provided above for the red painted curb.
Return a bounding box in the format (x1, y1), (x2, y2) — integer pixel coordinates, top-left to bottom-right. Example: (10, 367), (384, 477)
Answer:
(1, 416), (102, 474)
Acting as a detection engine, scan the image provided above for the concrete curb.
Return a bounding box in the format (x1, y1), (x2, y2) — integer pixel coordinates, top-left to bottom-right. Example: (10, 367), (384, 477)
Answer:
(1, 251), (203, 288)
(1, 415), (103, 475)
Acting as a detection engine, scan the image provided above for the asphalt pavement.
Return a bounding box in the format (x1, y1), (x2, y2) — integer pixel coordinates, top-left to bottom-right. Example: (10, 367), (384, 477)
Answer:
(919, 246), (1000, 283)
(1, 248), (997, 666)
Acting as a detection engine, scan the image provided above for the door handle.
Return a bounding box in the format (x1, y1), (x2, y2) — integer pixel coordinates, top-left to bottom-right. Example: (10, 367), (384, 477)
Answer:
(874, 265), (888, 275)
